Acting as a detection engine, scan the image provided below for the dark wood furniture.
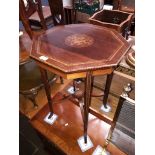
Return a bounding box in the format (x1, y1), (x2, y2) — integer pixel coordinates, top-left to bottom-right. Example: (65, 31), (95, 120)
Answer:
(19, 0), (48, 30)
(113, 0), (135, 35)
(113, 0), (135, 13)
(47, 0), (64, 25)
(47, 0), (77, 25)
(19, 0), (57, 108)
(29, 5), (53, 28)
(19, 31), (33, 64)
(19, 31), (57, 108)
(89, 9), (133, 39)
(64, 0), (77, 24)
(30, 23), (131, 143)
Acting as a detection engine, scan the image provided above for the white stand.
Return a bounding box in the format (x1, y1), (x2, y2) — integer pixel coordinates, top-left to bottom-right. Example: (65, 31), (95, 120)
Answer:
(19, 31), (23, 37)
(92, 145), (111, 155)
(103, 5), (113, 10)
(100, 104), (112, 113)
(127, 37), (132, 42)
(67, 86), (75, 94)
(44, 112), (58, 125)
(77, 135), (94, 152)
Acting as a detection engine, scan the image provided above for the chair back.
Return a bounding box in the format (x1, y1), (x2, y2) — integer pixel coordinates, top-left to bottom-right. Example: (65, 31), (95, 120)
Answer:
(21, 0), (38, 17)
(19, 0), (33, 39)
(19, 0), (47, 37)
(19, 0), (46, 64)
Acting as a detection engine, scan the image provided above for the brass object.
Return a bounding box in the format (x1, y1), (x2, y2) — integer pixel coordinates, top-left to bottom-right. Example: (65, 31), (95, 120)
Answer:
(122, 83), (132, 97)
(126, 50), (135, 68)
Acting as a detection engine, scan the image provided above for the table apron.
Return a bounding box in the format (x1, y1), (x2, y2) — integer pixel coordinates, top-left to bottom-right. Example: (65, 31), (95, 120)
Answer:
(35, 61), (114, 79)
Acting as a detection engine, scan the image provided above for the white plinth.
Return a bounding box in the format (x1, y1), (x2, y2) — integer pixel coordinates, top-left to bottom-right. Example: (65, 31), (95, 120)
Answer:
(92, 145), (111, 155)
(77, 135), (93, 152)
(67, 86), (75, 94)
(100, 104), (112, 113)
(44, 112), (58, 125)
(103, 5), (113, 10)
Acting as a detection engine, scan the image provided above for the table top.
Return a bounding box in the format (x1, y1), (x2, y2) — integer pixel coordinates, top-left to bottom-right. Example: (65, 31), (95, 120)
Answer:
(30, 23), (130, 74)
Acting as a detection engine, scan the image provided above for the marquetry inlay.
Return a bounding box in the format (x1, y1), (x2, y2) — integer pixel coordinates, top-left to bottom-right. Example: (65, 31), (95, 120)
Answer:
(65, 34), (94, 48)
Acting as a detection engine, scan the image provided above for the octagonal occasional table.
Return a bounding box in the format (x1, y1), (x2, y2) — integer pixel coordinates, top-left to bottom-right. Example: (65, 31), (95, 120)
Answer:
(30, 23), (130, 144)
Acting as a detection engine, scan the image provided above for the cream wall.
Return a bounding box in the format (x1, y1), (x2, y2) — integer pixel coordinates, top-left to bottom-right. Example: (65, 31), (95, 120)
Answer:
(63, 0), (73, 7)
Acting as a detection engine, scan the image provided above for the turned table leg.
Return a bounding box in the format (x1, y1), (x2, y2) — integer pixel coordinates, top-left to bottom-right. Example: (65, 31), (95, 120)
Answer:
(103, 72), (114, 108)
(83, 71), (93, 143)
(39, 67), (53, 119)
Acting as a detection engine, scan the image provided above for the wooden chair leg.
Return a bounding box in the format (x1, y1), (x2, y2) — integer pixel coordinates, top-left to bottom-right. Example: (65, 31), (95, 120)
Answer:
(60, 76), (64, 84)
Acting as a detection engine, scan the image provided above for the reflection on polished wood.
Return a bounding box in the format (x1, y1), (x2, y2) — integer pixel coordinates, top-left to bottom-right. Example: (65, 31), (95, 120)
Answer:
(19, 32), (32, 64)
(19, 78), (71, 119)
(31, 93), (126, 155)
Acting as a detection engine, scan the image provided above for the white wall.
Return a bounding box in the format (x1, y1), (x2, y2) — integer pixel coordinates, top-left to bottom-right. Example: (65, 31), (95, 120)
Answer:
(63, 0), (73, 7)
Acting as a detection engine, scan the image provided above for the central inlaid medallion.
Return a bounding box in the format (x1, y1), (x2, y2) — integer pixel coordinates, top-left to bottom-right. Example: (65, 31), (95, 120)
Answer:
(65, 34), (94, 48)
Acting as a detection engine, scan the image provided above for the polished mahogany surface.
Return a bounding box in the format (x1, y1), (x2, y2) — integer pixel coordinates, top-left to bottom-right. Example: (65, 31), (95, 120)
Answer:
(20, 31), (44, 64)
(31, 93), (126, 155)
(30, 23), (130, 73)
(20, 32), (32, 64)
